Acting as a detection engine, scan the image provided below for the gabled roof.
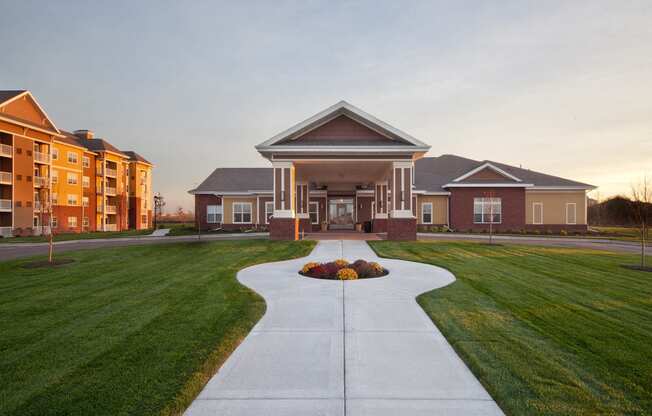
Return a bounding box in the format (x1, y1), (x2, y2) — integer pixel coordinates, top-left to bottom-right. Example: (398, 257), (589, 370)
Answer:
(256, 100), (431, 152)
(415, 155), (595, 192)
(60, 130), (127, 158)
(122, 151), (153, 165)
(0, 90), (62, 136)
(452, 162), (523, 183)
(189, 168), (273, 194)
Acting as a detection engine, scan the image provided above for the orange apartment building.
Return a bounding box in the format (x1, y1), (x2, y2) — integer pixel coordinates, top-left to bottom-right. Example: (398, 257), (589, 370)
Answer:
(0, 90), (153, 237)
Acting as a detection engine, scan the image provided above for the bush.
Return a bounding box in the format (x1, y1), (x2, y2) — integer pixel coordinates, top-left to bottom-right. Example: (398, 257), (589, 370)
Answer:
(560, 229), (568, 236)
(334, 259), (349, 268)
(337, 268), (358, 280)
(301, 262), (320, 274)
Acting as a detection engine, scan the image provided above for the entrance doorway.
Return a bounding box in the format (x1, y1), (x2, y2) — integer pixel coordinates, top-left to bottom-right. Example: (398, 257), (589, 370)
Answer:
(328, 198), (354, 229)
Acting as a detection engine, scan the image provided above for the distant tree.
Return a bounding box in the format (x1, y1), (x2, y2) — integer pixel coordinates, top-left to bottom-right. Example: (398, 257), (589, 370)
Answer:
(175, 206), (184, 217)
(630, 176), (650, 268)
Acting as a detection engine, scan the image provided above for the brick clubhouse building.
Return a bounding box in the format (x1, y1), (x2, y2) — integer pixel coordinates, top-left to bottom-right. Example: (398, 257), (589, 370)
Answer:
(0, 90), (153, 237)
(190, 101), (595, 240)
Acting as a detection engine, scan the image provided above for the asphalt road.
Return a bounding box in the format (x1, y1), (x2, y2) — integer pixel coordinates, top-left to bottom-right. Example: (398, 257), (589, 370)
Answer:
(0, 232), (648, 262)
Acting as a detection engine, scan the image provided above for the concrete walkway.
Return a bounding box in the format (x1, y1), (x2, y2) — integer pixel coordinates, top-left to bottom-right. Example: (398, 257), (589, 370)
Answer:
(185, 240), (504, 416)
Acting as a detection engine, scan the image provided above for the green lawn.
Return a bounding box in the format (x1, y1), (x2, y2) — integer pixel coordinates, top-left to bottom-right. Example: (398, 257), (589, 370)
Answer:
(0, 229), (152, 243)
(0, 239), (315, 416)
(370, 241), (652, 415)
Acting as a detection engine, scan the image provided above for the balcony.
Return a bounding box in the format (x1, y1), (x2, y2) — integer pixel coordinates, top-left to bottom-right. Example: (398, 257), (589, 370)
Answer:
(105, 205), (117, 214)
(0, 199), (11, 211)
(0, 171), (11, 184)
(0, 226), (12, 237)
(34, 176), (49, 188)
(105, 168), (117, 177)
(104, 186), (116, 196)
(105, 224), (117, 232)
(34, 200), (41, 211)
(0, 144), (12, 158)
(34, 151), (50, 164)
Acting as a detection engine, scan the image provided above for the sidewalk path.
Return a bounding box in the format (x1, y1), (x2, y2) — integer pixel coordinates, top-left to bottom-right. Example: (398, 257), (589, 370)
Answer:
(185, 240), (504, 416)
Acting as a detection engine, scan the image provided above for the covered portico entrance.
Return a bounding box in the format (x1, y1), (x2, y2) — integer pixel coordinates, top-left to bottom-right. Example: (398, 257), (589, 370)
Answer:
(255, 100), (431, 241)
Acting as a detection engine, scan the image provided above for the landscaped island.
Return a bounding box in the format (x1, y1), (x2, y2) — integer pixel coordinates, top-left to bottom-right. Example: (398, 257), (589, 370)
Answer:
(300, 259), (388, 280)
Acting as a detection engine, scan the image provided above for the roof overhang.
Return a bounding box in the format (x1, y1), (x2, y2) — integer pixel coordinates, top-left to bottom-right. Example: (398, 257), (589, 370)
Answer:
(0, 91), (62, 135)
(444, 183), (535, 188)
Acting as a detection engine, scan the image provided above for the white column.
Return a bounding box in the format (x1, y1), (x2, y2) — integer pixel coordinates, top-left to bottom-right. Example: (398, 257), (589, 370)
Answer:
(272, 161), (295, 219)
(390, 161), (415, 218)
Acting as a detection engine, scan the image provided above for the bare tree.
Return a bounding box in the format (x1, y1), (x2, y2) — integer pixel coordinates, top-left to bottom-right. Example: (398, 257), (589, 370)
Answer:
(630, 176), (650, 268)
(175, 206), (184, 218)
(484, 190), (496, 244)
(153, 193), (165, 229)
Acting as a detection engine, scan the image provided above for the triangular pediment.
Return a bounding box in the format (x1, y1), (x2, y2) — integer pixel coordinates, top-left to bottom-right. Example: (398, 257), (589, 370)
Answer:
(453, 162), (522, 183)
(256, 101), (430, 149)
(0, 91), (59, 132)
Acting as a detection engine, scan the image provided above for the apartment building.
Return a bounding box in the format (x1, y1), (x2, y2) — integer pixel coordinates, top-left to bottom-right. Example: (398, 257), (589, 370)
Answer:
(0, 90), (153, 237)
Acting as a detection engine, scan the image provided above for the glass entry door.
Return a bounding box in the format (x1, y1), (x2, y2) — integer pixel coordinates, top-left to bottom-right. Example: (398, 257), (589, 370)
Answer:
(328, 198), (354, 229)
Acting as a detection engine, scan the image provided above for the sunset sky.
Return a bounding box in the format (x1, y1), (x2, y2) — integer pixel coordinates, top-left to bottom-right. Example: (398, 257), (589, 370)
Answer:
(2, 1), (650, 211)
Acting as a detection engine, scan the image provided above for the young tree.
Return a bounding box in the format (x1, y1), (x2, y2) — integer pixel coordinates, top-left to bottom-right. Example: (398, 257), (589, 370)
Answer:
(630, 176), (650, 268)
(484, 190), (496, 244)
(153, 193), (165, 229)
(175, 206), (184, 218)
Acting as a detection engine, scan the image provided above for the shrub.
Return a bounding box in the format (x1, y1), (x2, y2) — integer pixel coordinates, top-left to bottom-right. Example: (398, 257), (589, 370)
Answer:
(309, 265), (327, 278)
(322, 262), (340, 276)
(560, 229), (568, 236)
(353, 262), (373, 278)
(337, 268), (358, 280)
(334, 259), (349, 268)
(301, 262), (320, 274)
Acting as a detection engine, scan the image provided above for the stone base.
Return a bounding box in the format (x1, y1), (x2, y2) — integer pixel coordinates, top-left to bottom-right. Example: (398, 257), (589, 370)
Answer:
(372, 218), (387, 233)
(270, 217), (299, 240)
(387, 217), (417, 241)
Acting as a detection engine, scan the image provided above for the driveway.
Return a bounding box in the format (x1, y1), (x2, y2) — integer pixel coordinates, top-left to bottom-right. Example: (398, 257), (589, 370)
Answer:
(185, 240), (504, 416)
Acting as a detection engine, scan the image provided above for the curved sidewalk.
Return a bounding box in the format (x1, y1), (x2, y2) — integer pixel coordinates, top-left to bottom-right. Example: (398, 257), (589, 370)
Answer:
(185, 240), (504, 416)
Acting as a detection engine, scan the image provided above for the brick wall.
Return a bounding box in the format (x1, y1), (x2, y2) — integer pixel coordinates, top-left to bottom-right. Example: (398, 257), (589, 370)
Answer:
(194, 194), (222, 230)
(449, 187), (525, 231)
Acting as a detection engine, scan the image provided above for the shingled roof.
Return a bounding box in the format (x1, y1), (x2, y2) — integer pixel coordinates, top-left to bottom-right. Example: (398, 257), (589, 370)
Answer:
(122, 150), (152, 165)
(0, 90), (26, 104)
(190, 168), (273, 194)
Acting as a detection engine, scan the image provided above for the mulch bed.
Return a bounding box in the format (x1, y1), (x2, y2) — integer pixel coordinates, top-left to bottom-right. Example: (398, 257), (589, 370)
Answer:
(299, 259), (388, 280)
(22, 259), (75, 269)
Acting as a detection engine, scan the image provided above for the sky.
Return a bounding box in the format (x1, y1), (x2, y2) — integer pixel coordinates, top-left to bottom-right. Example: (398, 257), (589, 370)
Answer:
(1, 0), (650, 211)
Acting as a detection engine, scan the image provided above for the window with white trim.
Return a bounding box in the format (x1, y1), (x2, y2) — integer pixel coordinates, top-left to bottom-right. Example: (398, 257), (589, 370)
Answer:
(82, 216), (89, 227)
(51, 216), (58, 228)
(67, 194), (78, 206)
(82, 196), (89, 207)
(51, 193), (58, 205)
(566, 203), (577, 225)
(52, 148), (59, 160)
(51, 170), (58, 184)
(233, 202), (252, 224)
(533, 202), (543, 225)
(232, 202), (251, 224)
(422, 202), (433, 224)
(206, 205), (223, 224)
(473, 197), (502, 224)
(68, 216), (77, 227)
(265, 201), (274, 224)
(67, 151), (78, 164)
(309, 201), (319, 224)
(67, 172), (78, 185)
(82, 156), (90, 168)
(82, 176), (90, 188)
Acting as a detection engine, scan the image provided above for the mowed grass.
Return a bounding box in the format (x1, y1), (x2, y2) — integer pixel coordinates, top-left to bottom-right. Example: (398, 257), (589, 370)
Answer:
(370, 241), (652, 415)
(0, 229), (152, 243)
(0, 239), (315, 416)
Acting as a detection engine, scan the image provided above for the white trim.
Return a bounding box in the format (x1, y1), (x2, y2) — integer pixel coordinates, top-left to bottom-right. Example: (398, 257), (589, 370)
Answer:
(528, 186), (596, 191)
(452, 162), (522, 183)
(0, 91), (62, 134)
(188, 190), (273, 196)
(264, 201), (274, 224)
(473, 197), (502, 224)
(273, 209), (294, 218)
(232, 201), (253, 224)
(390, 210), (414, 219)
(264, 148), (429, 154)
(566, 202), (577, 225)
(421, 202), (433, 224)
(355, 189), (375, 196)
(412, 190), (451, 196)
(532, 202), (544, 225)
(256, 100), (431, 149)
(375, 212), (388, 219)
(444, 183), (534, 188)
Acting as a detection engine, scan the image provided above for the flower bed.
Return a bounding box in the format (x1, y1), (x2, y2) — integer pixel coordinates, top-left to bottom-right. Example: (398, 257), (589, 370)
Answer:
(299, 259), (388, 280)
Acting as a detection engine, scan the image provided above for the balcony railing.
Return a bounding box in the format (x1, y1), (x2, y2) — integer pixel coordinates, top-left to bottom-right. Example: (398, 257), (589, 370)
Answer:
(105, 205), (117, 214)
(104, 186), (116, 195)
(34, 200), (41, 211)
(0, 171), (11, 184)
(34, 151), (50, 164)
(0, 199), (11, 211)
(0, 226), (12, 237)
(105, 224), (117, 232)
(0, 144), (12, 158)
(34, 176), (49, 188)
(105, 168), (117, 177)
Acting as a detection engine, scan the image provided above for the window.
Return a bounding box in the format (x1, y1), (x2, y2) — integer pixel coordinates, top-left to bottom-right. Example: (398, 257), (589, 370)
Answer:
(67, 151), (78, 164)
(233, 202), (252, 224)
(309, 201), (319, 224)
(67, 194), (78, 206)
(52, 148), (60, 160)
(68, 216), (77, 228)
(265, 201), (274, 224)
(473, 197), (502, 224)
(206, 205), (223, 224)
(52, 216), (58, 228)
(82, 216), (89, 227)
(82, 176), (90, 188)
(422, 202), (433, 224)
(82, 156), (90, 168)
(566, 203), (577, 225)
(67, 172), (78, 185)
(51, 170), (58, 184)
(533, 202), (543, 225)
(141, 215), (147, 224)
(82, 196), (89, 207)
(33, 216), (39, 227)
(51, 193), (58, 205)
